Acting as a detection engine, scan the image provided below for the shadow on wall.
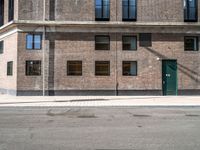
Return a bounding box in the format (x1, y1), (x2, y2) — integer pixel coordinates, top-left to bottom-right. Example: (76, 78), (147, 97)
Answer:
(145, 47), (200, 84)
(48, 39), (55, 96)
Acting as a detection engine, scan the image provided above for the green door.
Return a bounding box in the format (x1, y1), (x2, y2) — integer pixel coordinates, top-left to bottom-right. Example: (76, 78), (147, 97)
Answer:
(162, 60), (177, 95)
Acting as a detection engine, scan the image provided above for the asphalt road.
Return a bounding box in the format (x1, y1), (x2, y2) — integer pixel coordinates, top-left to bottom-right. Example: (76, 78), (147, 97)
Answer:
(0, 107), (200, 150)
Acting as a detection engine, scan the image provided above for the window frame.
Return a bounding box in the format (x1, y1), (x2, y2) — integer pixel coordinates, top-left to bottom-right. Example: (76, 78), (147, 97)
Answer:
(7, 61), (13, 76)
(122, 61), (137, 76)
(0, 0), (4, 26)
(26, 34), (42, 50)
(122, 0), (137, 21)
(95, 0), (110, 21)
(95, 35), (110, 50)
(67, 61), (83, 76)
(26, 60), (42, 76)
(95, 61), (110, 76)
(184, 36), (199, 51)
(184, 0), (198, 22)
(8, 0), (14, 22)
(0, 41), (4, 54)
(122, 35), (137, 51)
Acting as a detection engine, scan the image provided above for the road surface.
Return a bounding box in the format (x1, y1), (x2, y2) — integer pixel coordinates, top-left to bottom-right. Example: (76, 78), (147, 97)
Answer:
(0, 107), (200, 150)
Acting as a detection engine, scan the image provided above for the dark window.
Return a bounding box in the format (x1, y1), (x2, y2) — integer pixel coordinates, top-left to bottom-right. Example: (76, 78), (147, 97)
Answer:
(95, 61), (110, 76)
(122, 0), (137, 21)
(8, 0), (14, 22)
(26, 34), (42, 50)
(0, 0), (4, 26)
(139, 33), (152, 47)
(26, 60), (41, 76)
(49, 0), (55, 21)
(67, 61), (82, 76)
(123, 61), (137, 76)
(95, 0), (110, 21)
(184, 0), (198, 22)
(184, 36), (199, 51)
(95, 35), (110, 50)
(7, 61), (13, 76)
(122, 36), (137, 50)
(0, 41), (3, 54)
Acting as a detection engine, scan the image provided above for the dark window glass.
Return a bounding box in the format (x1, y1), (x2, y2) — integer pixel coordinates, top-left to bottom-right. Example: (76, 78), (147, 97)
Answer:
(123, 61), (137, 76)
(184, 0), (198, 22)
(139, 33), (152, 47)
(26, 60), (41, 76)
(122, 0), (137, 21)
(95, 61), (110, 76)
(0, 41), (3, 54)
(95, 0), (110, 21)
(7, 61), (13, 76)
(67, 61), (82, 76)
(26, 34), (42, 50)
(8, 0), (14, 22)
(184, 36), (199, 51)
(122, 36), (137, 50)
(49, 0), (55, 21)
(95, 35), (110, 50)
(0, 0), (4, 26)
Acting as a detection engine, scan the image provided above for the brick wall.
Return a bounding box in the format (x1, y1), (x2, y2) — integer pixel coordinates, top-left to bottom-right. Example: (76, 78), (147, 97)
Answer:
(0, 32), (18, 95)
(17, 32), (43, 91)
(17, 0), (200, 22)
(18, 0), (44, 21)
(16, 32), (200, 93)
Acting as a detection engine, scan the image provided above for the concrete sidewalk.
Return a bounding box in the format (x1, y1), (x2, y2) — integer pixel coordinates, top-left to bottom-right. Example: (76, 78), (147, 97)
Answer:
(0, 95), (200, 107)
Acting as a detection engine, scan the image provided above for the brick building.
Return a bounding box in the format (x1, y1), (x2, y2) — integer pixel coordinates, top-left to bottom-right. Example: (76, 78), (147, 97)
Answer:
(0, 0), (200, 96)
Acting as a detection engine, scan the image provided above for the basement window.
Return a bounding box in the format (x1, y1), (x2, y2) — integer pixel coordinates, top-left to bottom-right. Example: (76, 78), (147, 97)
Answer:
(95, 0), (110, 21)
(95, 35), (110, 50)
(67, 61), (82, 76)
(95, 61), (110, 76)
(139, 33), (152, 47)
(0, 41), (3, 54)
(7, 61), (13, 76)
(26, 60), (41, 76)
(122, 0), (137, 21)
(122, 36), (137, 50)
(184, 36), (199, 51)
(26, 34), (42, 50)
(123, 61), (137, 76)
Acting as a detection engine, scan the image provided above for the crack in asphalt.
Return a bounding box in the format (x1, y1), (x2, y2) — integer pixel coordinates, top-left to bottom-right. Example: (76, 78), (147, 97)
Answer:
(46, 109), (97, 118)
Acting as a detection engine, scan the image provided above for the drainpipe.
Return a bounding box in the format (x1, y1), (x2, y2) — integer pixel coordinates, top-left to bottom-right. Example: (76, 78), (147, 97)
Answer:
(42, 0), (46, 96)
(115, 0), (118, 96)
(115, 33), (118, 96)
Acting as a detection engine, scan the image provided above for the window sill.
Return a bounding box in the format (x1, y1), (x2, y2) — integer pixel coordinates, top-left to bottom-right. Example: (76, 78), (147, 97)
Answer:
(95, 75), (110, 77)
(67, 75), (83, 77)
(25, 75), (41, 77)
(26, 49), (42, 52)
(184, 50), (199, 52)
(122, 19), (137, 22)
(95, 19), (110, 21)
(123, 75), (137, 77)
(122, 49), (137, 51)
(95, 49), (110, 51)
(184, 20), (198, 22)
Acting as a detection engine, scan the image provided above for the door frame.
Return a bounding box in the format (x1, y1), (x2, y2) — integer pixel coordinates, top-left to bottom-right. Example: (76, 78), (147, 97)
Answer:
(162, 59), (178, 96)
